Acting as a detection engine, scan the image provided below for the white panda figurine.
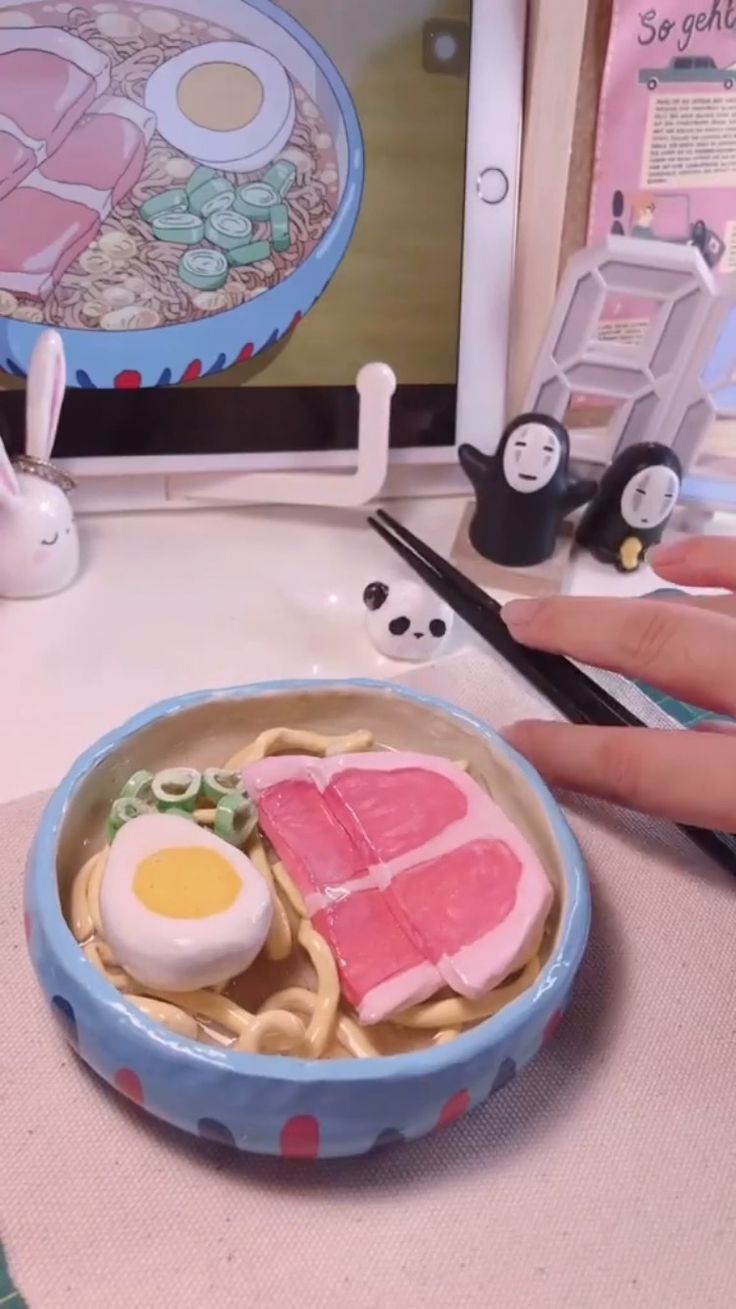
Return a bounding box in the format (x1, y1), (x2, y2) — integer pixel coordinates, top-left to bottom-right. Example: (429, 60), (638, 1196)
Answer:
(363, 578), (454, 662)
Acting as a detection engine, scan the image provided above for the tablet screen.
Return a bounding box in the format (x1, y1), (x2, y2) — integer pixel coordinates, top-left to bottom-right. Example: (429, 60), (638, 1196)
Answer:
(0, 0), (472, 460)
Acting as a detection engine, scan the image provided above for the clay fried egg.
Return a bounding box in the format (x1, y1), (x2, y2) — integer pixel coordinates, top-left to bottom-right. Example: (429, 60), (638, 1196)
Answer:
(99, 813), (272, 992)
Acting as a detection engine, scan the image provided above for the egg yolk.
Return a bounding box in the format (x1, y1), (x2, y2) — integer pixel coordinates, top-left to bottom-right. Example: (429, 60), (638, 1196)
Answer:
(177, 63), (264, 132)
(133, 847), (242, 919)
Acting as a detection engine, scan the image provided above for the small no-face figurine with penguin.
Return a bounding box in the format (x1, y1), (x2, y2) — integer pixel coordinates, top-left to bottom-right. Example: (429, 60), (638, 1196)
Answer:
(575, 442), (681, 573)
(459, 413), (596, 567)
(363, 578), (454, 662)
(0, 329), (79, 599)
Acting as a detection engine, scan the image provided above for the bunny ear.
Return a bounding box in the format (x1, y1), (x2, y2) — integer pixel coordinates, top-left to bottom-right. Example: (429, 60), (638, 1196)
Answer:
(25, 329), (66, 462)
(0, 430), (20, 504)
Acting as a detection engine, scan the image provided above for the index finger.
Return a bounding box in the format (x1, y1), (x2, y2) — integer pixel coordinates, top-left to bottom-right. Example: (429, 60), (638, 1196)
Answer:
(503, 720), (736, 830)
(650, 535), (736, 589)
(501, 594), (736, 717)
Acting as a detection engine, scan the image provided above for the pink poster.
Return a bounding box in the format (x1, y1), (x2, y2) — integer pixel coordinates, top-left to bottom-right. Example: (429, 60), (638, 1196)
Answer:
(589, 0), (736, 343)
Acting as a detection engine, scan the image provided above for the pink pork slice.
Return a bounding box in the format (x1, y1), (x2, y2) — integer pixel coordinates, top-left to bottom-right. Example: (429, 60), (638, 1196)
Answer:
(245, 752), (554, 1023)
(0, 95), (155, 299)
(312, 889), (442, 1022)
(254, 771), (442, 1019)
(0, 29), (111, 200)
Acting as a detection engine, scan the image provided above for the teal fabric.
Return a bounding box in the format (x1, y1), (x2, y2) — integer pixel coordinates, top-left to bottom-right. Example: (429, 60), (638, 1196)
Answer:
(639, 589), (734, 728)
(0, 1245), (26, 1307)
(635, 679), (727, 728)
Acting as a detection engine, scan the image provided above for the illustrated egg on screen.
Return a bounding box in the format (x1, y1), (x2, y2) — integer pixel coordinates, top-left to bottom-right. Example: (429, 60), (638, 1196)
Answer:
(99, 813), (273, 992)
(145, 41), (296, 172)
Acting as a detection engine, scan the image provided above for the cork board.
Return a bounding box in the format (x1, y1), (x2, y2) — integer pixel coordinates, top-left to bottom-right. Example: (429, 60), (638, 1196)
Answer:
(508, 0), (613, 418)
(559, 0), (614, 274)
(559, 0), (614, 431)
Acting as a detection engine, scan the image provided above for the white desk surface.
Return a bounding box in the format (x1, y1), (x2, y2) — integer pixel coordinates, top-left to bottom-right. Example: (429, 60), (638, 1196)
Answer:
(0, 497), (701, 805)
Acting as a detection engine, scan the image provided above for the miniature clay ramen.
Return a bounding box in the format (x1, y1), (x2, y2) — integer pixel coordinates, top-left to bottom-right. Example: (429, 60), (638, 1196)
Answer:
(24, 680), (591, 1159)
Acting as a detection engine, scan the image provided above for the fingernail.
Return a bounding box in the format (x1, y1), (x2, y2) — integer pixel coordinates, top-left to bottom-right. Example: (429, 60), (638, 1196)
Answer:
(648, 542), (686, 566)
(501, 599), (542, 629)
(499, 723), (523, 746)
(500, 720), (544, 746)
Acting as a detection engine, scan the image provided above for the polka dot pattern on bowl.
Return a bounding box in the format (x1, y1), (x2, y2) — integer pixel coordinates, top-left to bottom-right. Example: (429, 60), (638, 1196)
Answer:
(198, 1118), (236, 1147)
(543, 1010), (564, 1046)
(372, 1128), (406, 1151)
(114, 1068), (145, 1105)
(490, 1057), (517, 1095)
(437, 1089), (470, 1130)
(280, 1115), (320, 1159)
(51, 995), (77, 1046)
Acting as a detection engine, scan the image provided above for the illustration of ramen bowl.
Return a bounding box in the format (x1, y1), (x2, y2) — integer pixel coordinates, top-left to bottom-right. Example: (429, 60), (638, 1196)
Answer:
(25, 680), (591, 1160)
(0, 0), (364, 389)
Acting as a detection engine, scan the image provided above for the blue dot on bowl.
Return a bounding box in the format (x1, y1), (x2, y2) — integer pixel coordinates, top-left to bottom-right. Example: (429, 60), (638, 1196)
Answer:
(5, 359), (26, 378)
(51, 995), (77, 1045)
(197, 1117), (235, 1147)
(156, 368), (173, 387)
(76, 370), (96, 389)
(264, 328), (280, 349)
(372, 1128), (406, 1151)
(490, 1057), (517, 1096)
(205, 353), (226, 377)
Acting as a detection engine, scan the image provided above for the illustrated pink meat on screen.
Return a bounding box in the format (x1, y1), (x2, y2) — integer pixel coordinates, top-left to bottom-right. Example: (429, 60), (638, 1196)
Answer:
(0, 28), (155, 298)
(0, 28), (111, 201)
(244, 752), (554, 1024)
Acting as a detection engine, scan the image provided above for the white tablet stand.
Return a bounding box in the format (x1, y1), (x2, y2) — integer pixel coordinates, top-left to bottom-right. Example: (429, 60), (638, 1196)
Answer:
(524, 236), (736, 476)
(181, 362), (396, 509)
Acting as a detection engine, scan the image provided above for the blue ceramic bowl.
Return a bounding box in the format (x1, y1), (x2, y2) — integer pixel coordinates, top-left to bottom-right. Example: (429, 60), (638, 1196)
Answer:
(0, 0), (364, 389)
(24, 680), (591, 1158)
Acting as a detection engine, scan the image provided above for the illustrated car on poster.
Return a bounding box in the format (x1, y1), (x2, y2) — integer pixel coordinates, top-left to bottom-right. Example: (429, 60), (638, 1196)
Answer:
(639, 55), (735, 90)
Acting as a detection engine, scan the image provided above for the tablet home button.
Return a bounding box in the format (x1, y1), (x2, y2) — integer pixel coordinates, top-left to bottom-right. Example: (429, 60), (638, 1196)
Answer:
(477, 167), (509, 205)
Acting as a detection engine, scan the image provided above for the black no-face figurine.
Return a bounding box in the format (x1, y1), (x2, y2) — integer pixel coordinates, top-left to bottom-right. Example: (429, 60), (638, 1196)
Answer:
(575, 442), (682, 573)
(459, 414), (596, 568)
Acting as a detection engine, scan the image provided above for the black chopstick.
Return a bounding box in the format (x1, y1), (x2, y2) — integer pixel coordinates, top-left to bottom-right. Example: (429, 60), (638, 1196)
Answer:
(368, 509), (736, 876)
(369, 511), (636, 727)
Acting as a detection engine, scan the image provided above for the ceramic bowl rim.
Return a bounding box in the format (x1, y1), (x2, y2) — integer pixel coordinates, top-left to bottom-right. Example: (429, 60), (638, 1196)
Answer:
(29, 677), (591, 1085)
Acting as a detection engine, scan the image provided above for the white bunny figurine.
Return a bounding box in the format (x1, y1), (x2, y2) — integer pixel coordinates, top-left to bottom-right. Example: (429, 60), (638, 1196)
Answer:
(0, 330), (79, 599)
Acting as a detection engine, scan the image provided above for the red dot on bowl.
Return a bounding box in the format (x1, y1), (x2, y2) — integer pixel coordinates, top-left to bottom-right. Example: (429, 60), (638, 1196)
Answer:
(23, 911), (31, 943)
(280, 1114), (320, 1159)
(114, 1068), (145, 1105)
(543, 1010), (564, 1045)
(438, 1089), (470, 1129)
(181, 360), (202, 382)
(288, 311), (302, 333)
(114, 370), (142, 389)
(237, 343), (254, 363)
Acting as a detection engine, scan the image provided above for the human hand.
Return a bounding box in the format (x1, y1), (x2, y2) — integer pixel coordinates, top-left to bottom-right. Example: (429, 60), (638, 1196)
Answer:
(500, 536), (736, 830)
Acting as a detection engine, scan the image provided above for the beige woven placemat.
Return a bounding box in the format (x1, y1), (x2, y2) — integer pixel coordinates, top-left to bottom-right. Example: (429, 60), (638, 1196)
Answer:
(2, 654), (735, 1308)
